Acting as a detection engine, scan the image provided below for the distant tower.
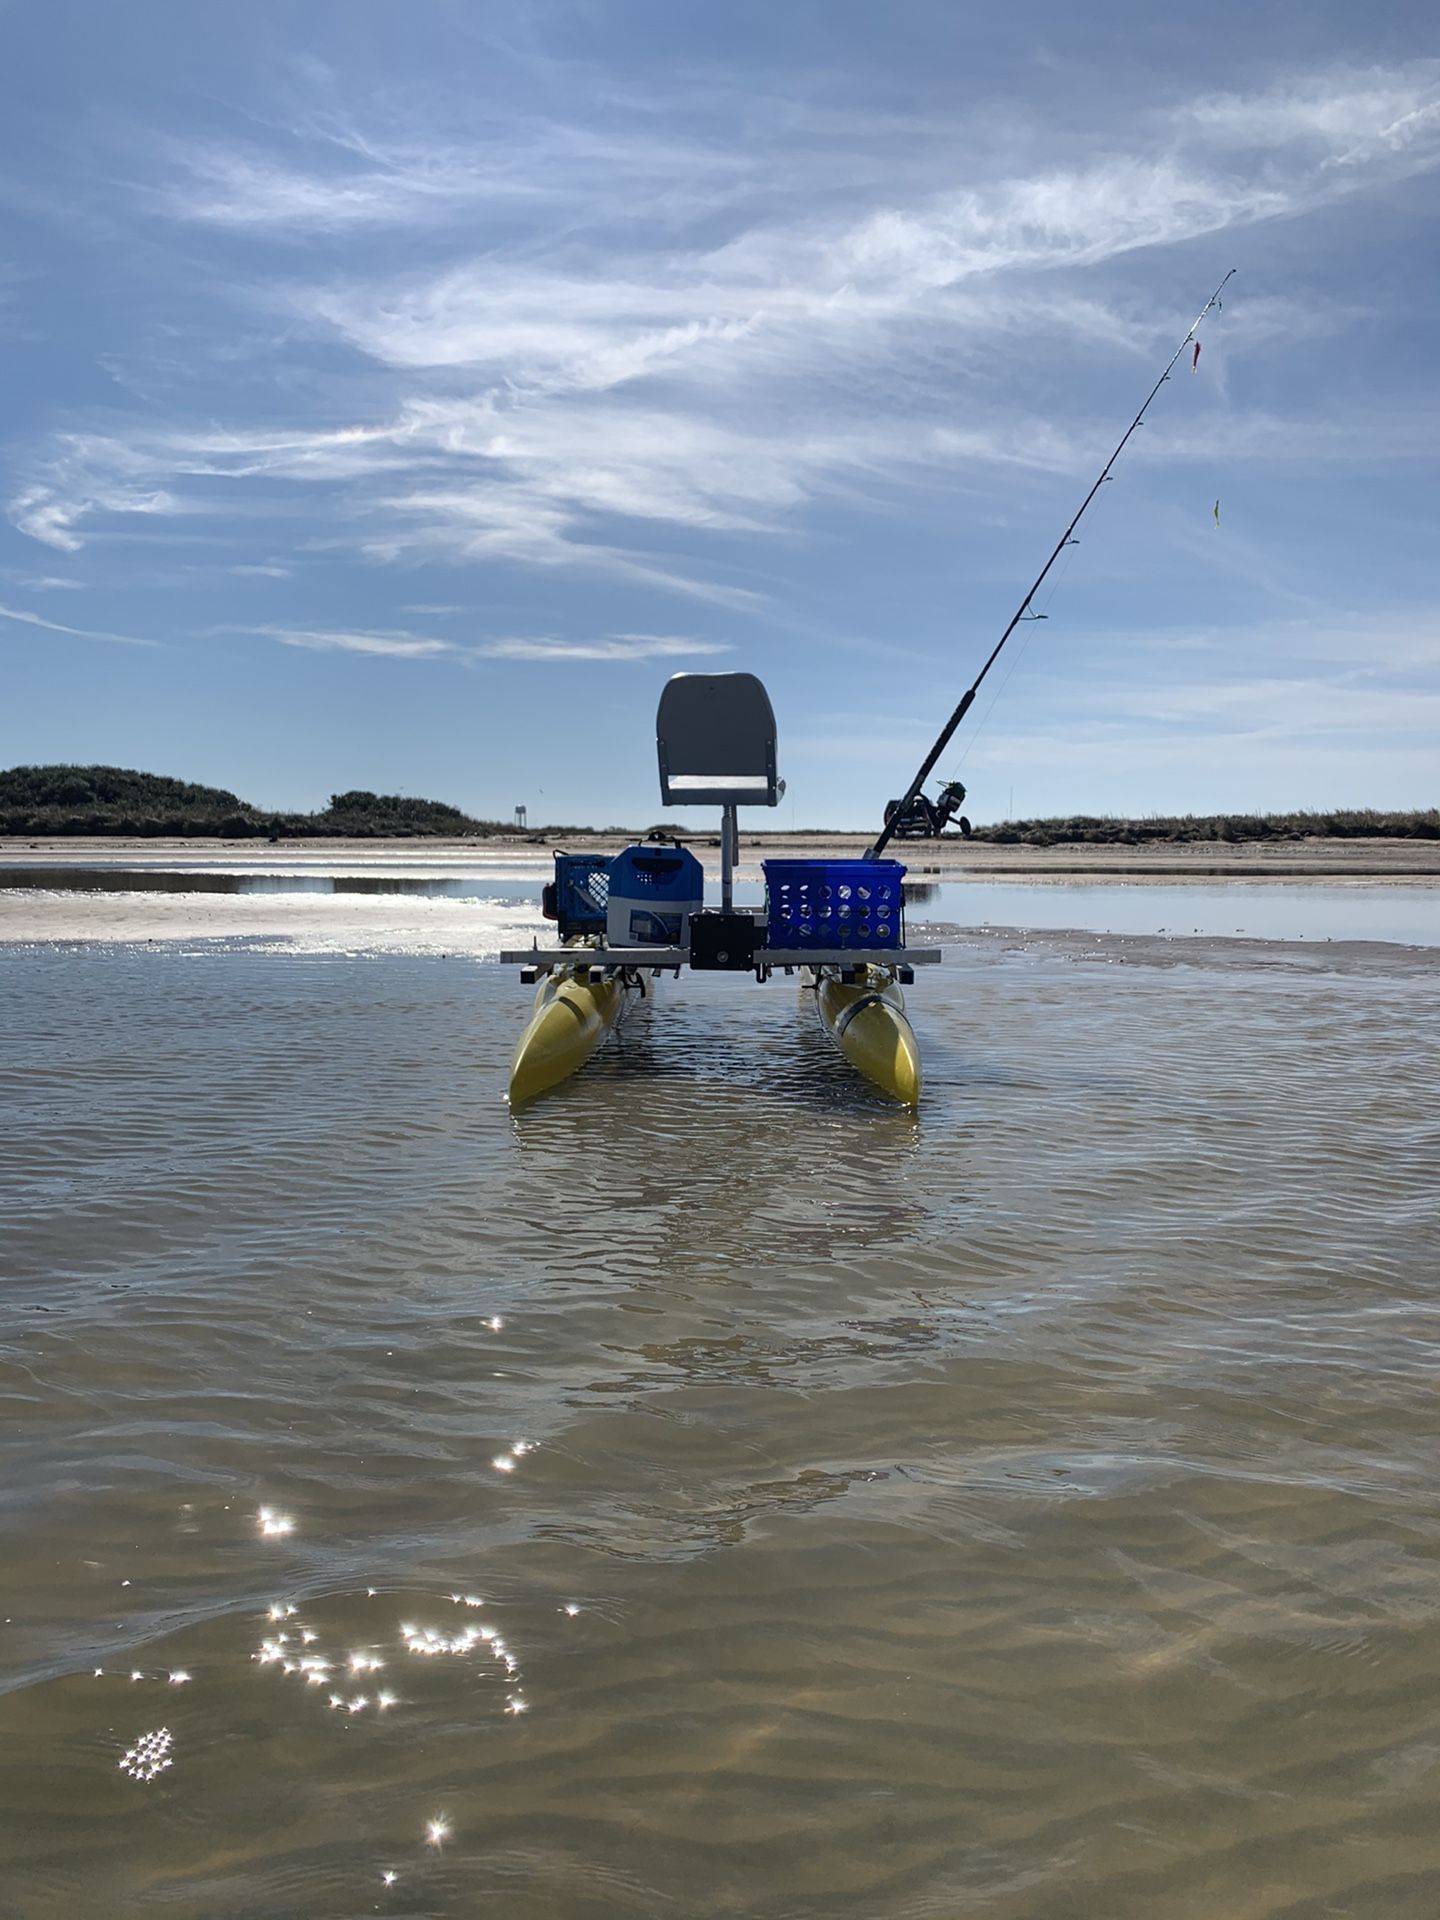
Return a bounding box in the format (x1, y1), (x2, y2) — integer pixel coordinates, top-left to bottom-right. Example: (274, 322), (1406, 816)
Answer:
(514, 804), (528, 829)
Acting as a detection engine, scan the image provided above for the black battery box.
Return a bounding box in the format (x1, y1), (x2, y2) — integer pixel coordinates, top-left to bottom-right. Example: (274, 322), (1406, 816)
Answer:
(688, 910), (766, 970)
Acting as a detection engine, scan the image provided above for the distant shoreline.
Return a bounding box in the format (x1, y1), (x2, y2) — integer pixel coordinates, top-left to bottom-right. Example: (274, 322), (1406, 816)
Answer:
(3, 768), (1435, 851)
(4, 834), (1440, 884)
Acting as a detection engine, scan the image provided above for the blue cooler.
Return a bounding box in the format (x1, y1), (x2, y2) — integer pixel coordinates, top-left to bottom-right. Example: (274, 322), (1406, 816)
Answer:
(606, 844), (704, 947)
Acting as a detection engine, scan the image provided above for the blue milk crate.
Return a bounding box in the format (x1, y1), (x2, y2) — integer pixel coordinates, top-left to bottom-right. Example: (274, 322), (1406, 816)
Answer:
(762, 859), (907, 950)
(552, 854), (610, 936)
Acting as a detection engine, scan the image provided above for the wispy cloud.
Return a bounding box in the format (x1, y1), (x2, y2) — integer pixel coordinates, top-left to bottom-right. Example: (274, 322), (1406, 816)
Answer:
(10, 57), (1440, 625)
(0, 600), (159, 647)
(11, 479), (180, 552)
(0, 570), (84, 591)
(479, 634), (731, 661)
(153, 119), (751, 234)
(278, 65), (1440, 394)
(237, 624), (729, 662)
(250, 624), (453, 657)
(152, 144), (508, 232)
(1178, 66), (1440, 167)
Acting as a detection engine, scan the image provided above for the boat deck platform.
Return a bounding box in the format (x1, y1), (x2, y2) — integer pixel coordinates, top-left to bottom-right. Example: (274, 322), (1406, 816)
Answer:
(500, 945), (942, 974)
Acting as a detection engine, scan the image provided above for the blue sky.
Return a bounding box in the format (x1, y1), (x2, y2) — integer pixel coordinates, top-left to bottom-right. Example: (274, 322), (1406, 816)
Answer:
(2, 1), (1437, 828)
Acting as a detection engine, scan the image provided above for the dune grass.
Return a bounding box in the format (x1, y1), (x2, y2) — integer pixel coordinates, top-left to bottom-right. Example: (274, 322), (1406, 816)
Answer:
(968, 809), (1439, 846)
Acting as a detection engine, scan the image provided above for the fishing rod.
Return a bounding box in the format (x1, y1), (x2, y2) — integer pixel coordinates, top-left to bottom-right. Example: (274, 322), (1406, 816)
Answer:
(868, 268), (1236, 860)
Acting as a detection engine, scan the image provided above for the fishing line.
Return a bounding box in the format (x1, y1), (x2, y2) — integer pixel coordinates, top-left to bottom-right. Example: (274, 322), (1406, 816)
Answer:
(946, 467), (1117, 780)
(869, 269), (1236, 859)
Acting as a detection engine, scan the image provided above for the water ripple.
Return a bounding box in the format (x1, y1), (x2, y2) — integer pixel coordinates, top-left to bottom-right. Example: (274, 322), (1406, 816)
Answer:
(1, 935), (1438, 1915)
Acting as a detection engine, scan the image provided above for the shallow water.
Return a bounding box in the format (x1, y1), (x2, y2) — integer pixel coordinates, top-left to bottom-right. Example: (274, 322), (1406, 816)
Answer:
(913, 880), (1440, 948)
(6, 864), (1440, 948)
(2, 932), (1439, 1918)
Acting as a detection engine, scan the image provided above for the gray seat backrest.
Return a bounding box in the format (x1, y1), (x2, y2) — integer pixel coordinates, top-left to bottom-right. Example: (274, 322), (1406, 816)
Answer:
(656, 673), (780, 807)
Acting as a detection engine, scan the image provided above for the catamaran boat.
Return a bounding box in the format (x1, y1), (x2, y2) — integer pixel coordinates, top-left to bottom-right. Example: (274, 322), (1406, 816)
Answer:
(501, 672), (941, 1105)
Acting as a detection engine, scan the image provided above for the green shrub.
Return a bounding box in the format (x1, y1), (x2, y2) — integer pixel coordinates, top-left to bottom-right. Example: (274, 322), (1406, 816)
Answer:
(0, 764), (515, 838)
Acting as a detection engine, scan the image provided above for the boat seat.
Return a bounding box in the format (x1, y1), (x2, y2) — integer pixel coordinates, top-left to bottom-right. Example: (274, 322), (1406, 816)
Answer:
(656, 673), (781, 808)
